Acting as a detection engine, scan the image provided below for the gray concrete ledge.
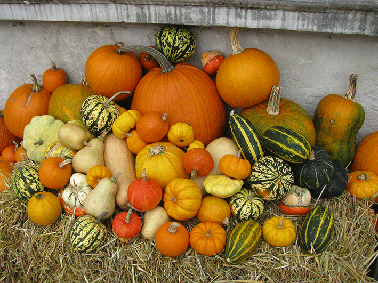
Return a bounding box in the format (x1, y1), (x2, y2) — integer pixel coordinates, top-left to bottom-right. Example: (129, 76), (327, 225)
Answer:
(0, 1), (378, 36)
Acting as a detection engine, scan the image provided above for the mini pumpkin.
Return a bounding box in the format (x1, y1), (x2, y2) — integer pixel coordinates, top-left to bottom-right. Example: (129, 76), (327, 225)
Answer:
(155, 222), (190, 257)
(182, 148), (214, 179)
(27, 191), (62, 226)
(218, 151), (251, 180)
(139, 46), (160, 70)
(112, 209), (143, 242)
(42, 61), (67, 93)
(196, 196), (231, 225)
(86, 165), (112, 188)
(163, 178), (202, 221)
(125, 130), (148, 155)
(38, 157), (72, 190)
(347, 171), (378, 199)
(0, 161), (14, 192)
(1, 142), (17, 163)
(167, 122), (195, 147)
(262, 215), (296, 247)
(136, 112), (169, 143)
(190, 222), (227, 256)
(201, 50), (224, 76)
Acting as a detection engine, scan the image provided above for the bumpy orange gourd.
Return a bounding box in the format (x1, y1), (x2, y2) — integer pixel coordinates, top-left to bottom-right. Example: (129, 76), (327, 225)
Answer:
(136, 112), (169, 143)
(125, 130), (148, 155)
(190, 222), (227, 256)
(155, 222), (190, 257)
(4, 75), (51, 138)
(218, 152), (251, 180)
(86, 165), (112, 188)
(163, 178), (202, 221)
(85, 42), (142, 101)
(42, 61), (67, 93)
(27, 191), (62, 226)
(216, 28), (279, 108)
(130, 46), (226, 145)
(38, 157), (72, 190)
(135, 142), (189, 188)
(351, 131), (378, 176)
(196, 196), (231, 225)
(241, 85), (316, 146)
(347, 171), (378, 199)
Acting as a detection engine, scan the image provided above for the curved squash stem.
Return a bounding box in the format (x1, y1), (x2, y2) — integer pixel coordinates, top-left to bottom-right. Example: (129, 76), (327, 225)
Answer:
(103, 91), (130, 108)
(168, 222), (181, 233)
(59, 159), (72, 168)
(117, 45), (175, 74)
(266, 86), (281, 116)
(111, 172), (122, 183)
(141, 168), (147, 181)
(278, 215), (285, 228)
(230, 27), (245, 55)
(343, 74), (358, 101)
(51, 61), (57, 71)
(96, 211), (108, 223)
(126, 208), (133, 223)
(25, 74), (42, 106)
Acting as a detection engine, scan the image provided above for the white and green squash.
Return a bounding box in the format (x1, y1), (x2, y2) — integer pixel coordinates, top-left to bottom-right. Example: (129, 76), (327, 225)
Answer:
(12, 166), (44, 202)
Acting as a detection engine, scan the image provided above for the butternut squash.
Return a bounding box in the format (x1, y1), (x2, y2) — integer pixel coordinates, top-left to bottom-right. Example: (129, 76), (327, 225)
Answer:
(103, 133), (136, 209)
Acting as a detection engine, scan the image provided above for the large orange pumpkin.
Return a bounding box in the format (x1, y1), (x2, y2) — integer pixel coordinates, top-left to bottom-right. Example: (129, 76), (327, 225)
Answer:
(0, 111), (21, 154)
(216, 28), (280, 109)
(351, 131), (378, 176)
(85, 42), (142, 101)
(128, 46), (226, 145)
(3, 75), (51, 139)
(48, 83), (95, 123)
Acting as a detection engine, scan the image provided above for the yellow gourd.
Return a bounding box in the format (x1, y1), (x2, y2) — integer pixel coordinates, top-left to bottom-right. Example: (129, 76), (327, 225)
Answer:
(167, 122), (195, 147)
(112, 109), (141, 139)
(262, 215), (296, 247)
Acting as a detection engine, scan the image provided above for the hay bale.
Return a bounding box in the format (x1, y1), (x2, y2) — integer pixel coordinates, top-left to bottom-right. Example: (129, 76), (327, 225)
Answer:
(0, 184), (377, 282)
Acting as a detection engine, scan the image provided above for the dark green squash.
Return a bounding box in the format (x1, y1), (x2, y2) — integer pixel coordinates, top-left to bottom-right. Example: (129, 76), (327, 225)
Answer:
(155, 25), (196, 63)
(310, 160), (348, 199)
(293, 146), (334, 190)
(299, 206), (334, 254)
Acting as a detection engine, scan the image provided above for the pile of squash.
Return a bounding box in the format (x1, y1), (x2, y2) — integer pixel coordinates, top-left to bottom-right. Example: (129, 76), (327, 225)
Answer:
(0, 25), (377, 264)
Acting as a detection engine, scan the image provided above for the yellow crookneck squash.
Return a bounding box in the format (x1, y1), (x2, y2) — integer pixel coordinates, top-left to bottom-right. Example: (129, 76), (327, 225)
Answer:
(312, 74), (365, 167)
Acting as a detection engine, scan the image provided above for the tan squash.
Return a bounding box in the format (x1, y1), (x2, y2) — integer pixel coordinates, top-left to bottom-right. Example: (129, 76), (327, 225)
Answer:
(103, 133), (136, 209)
(141, 206), (171, 241)
(58, 122), (93, 150)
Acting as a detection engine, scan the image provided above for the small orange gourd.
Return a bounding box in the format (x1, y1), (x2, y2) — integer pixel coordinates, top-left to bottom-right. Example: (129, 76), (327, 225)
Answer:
(112, 209), (143, 242)
(42, 61), (67, 93)
(218, 151), (251, 180)
(190, 222), (227, 256)
(136, 112), (169, 143)
(27, 191), (62, 226)
(125, 130), (148, 155)
(347, 171), (378, 199)
(38, 157), (72, 190)
(182, 148), (214, 179)
(155, 222), (190, 257)
(196, 196), (231, 225)
(86, 165), (112, 188)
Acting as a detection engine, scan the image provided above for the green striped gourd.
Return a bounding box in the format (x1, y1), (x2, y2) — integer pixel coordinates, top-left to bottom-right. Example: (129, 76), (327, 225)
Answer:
(299, 206), (334, 254)
(293, 146), (334, 190)
(12, 166), (44, 202)
(155, 25), (196, 63)
(229, 188), (264, 221)
(80, 93), (121, 136)
(229, 111), (264, 166)
(70, 212), (108, 253)
(225, 219), (262, 264)
(43, 141), (76, 160)
(262, 125), (311, 163)
(247, 156), (294, 200)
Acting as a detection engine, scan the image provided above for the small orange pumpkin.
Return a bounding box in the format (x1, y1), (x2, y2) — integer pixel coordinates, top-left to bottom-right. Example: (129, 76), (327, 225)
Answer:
(347, 171), (378, 199)
(27, 191), (62, 226)
(112, 209), (143, 242)
(218, 151), (251, 180)
(42, 61), (67, 93)
(1, 142), (18, 163)
(38, 157), (72, 190)
(125, 130), (148, 155)
(136, 112), (169, 143)
(196, 196), (231, 225)
(182, 148), (214, 179)
(139, 46), (160, 70)
(86, 165), (112, 188)
(190, 222), (227, 256)
(155, 222), (190, 257)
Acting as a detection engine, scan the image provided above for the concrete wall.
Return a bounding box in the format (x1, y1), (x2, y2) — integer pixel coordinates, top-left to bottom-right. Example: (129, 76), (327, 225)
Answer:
(1, 20), (378, 143)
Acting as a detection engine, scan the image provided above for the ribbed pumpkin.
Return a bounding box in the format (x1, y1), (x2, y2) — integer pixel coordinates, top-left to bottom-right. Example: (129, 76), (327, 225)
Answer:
(4, 75), (51, 138)
(155, 222), (190, 257)
(263, 215), (296, 247)
(313, 74), (365, 167)
(241, 85), (316, 146)
(135, 142), (189, 188)
(351, 131), (378, 176)
(229, 188), (264, 221)
(12, 166), (44, 202)
(196, 196), (231, 225)
(70, 212), (108, 253)
(216, 28), (279, 109)
(48, 83), (95, 123)
(190, 222), (227, 256)
(84, 42), (142, 100)
(0, 112), (21, 154)
(225, 220), (262, 264)
(128, 46), (226, 145)
(347, 171), (378, 199)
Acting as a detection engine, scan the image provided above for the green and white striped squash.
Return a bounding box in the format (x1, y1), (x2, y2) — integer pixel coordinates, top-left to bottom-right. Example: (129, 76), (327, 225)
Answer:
(155, 25), (196, 63)
(12, 166), (44, 202)
(299, 205), (334, 254)
(43, 141), (76, 161)
(229, 188), (264, 221)
(225, 219), (262, 264)
(229, 111), (264, 166)
(262, 125), (311, 163)
(70, 213), (108, 253)
(293, 146), (334, 190)
(80, 94), (120, 136)
(247, 156), (294, 201)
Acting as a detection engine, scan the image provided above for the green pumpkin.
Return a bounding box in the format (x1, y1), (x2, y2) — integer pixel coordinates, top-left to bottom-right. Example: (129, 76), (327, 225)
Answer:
(225, 220), (262, 264)
(80, 94), (120, 136)
(12, 166), (44, 202)
(70, 213), (108, 253)
(262, 125), (311, 163)
(293, 146), (334, 191)
(247, 156), (294, 201)
(229, 188), (264, 221)
(155, 25), (196, 63)
(299, 206), (334, 254)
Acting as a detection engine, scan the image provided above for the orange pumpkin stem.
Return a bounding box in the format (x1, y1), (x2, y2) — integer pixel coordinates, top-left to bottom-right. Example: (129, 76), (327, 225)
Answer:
(51, 61), (57, 71)
(168, 222), (181, 233)
(266, 86), (281, 116)
(358, 173), (369, 181)
(230, 27), (245, 55)
(278, 215), (285, 228)
(58, 159), (72, 169)
(343, 74), (358, 101)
